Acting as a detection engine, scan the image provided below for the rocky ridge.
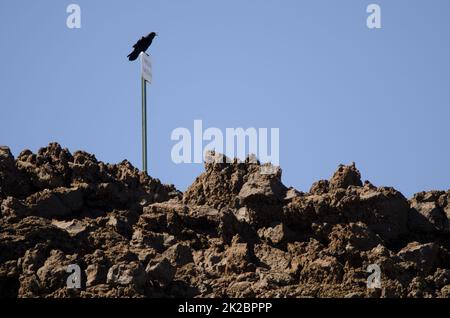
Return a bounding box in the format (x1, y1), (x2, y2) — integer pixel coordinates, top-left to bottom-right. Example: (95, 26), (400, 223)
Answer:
(0, 143), (449, 298)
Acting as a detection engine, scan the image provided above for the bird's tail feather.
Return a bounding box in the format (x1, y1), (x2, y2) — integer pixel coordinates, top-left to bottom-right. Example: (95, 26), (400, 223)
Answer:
(127, 51), (140, 61)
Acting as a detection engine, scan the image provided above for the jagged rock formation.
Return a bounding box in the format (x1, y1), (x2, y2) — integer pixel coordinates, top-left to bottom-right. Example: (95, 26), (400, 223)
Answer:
(0, 143), (449, 298)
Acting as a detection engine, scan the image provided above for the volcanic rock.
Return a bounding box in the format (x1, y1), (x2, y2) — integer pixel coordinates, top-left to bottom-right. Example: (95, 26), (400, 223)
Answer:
(0, 143), (448, 298)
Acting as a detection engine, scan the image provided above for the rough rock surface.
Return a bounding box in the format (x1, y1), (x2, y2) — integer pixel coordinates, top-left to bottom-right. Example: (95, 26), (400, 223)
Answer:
(0, 143), (449, 298)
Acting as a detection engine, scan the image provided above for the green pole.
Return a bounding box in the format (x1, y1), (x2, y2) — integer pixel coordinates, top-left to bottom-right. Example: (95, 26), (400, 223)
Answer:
(141, 76), (147, 173)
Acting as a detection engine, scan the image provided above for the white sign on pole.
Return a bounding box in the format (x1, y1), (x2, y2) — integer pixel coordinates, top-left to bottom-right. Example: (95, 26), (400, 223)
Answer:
(140, 52), (152, 84)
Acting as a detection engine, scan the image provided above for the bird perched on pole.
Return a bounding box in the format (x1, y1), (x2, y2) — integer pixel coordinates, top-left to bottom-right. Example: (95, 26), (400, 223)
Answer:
(127, 32), (158, 61)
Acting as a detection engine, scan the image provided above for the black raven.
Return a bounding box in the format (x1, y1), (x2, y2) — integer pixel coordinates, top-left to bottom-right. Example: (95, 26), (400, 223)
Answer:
(127, 32), (157, 61)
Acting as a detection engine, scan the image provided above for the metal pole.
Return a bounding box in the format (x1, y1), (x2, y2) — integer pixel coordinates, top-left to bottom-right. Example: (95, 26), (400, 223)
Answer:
(141, 76), (148, 173)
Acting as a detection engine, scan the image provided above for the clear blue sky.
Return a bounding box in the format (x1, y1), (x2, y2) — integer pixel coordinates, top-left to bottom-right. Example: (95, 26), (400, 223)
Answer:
(1, 0), (449, 197)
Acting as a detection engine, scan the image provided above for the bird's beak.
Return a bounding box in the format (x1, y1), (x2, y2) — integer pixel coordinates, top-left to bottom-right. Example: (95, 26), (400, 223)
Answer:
(155, 33), (158, 36)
